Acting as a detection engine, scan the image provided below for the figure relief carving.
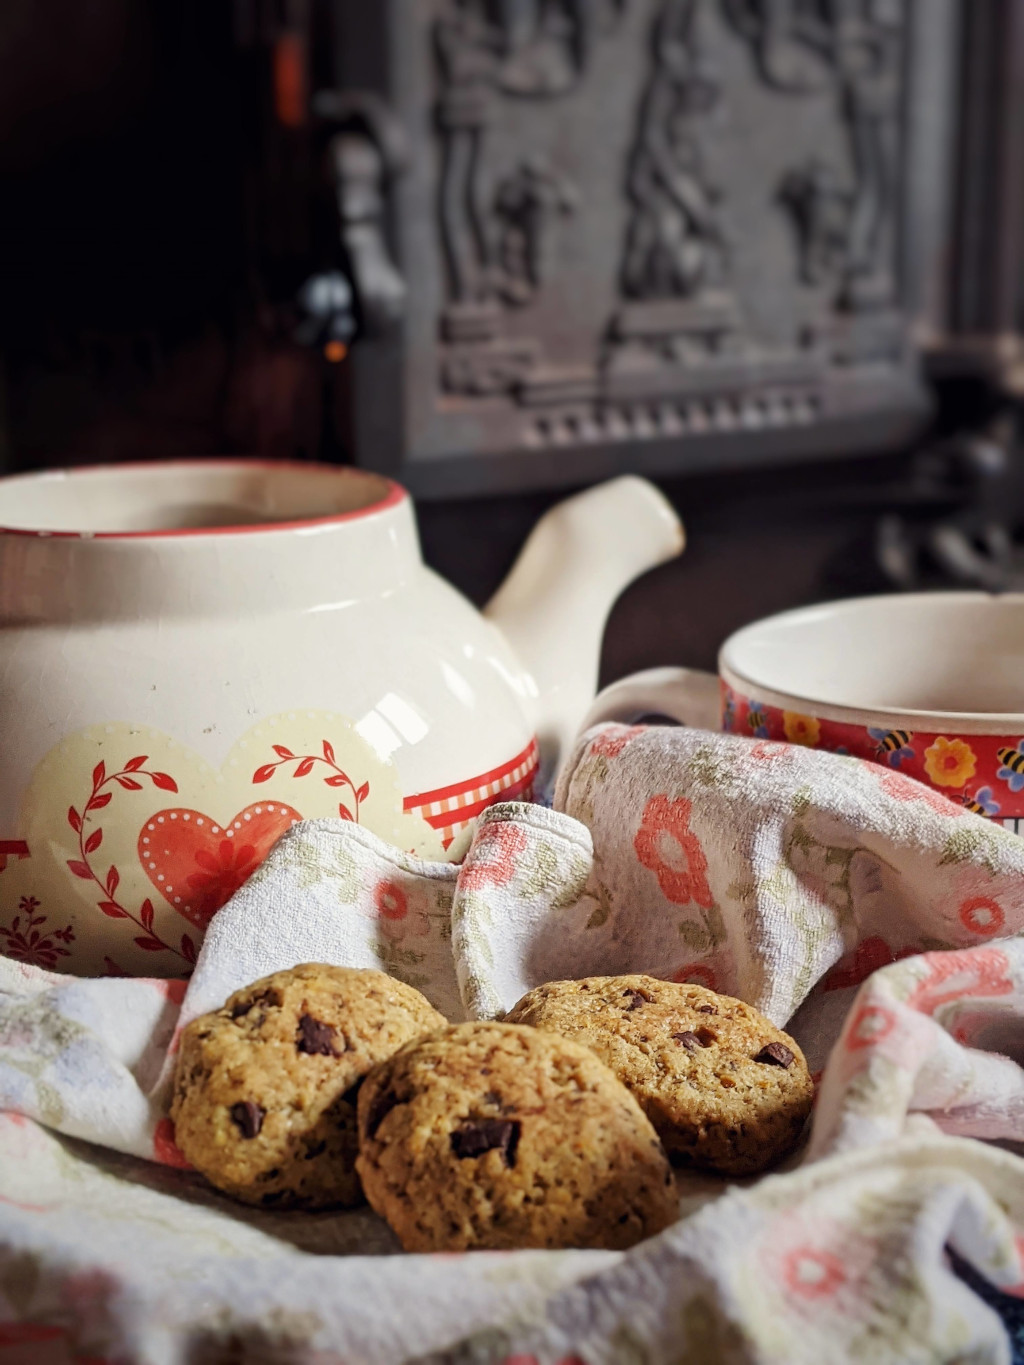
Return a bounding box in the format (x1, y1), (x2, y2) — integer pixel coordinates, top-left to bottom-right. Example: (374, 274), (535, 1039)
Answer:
(607, 0), (755, 388)
(434, 0), (619, 396)
(494, 157), (578, 305)
(778, 158), (852, 287)
(725, 0), (907, 359)
(621, 0), (729, 303)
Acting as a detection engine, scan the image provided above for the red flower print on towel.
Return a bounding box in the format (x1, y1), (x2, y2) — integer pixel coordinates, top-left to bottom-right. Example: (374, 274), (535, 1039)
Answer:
(878, 770), (963, 816)
(373, 878), (430, 941)
(761, 1211), (878, 1313)
(672, 962), (718, 990)
(634, 795), (713, 908)
(376, 879), (408, 921)
(906, 948), (1013, 1016)
(589, 725), (644, 759)
(782, 1246), (847, 1300)
(749, 740), (791, 764)
(460, 821), (530, 891)
(958, 895), (1006, 938)
(821, 937), (918, 992)
(845, 1003), (898, 1051)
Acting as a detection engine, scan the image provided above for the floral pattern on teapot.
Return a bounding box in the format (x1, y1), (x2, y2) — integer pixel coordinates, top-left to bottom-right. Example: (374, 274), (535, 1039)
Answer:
(0, 712), (538, 977)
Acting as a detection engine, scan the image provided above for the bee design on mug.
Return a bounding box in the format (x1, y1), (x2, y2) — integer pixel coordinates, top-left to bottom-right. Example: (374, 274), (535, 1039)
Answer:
(962, 786), (1000, 817)
(723, 690), (737, 732)
(997, 742), (1024, 792)
(747, 703), (769, 739)
(868, 728), (915, 769)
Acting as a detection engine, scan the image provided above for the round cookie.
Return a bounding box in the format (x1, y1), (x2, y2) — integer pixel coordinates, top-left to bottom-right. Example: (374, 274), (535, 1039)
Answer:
(171, 964), (447, 1209)
(505, 975), (813, 1176)
(355, 1021), (678, 1252)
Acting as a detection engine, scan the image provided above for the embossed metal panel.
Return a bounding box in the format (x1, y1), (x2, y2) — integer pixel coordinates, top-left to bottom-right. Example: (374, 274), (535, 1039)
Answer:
(338, 0), (957, 496)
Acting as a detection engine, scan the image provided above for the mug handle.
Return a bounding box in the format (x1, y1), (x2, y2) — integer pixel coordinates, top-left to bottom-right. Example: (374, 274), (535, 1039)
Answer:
(580, 667), (722, 734)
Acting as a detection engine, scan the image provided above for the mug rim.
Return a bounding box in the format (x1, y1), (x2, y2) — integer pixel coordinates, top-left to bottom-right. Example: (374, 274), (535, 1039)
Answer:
(719, 591), (1024, 733)
(0, 458), (406, 540)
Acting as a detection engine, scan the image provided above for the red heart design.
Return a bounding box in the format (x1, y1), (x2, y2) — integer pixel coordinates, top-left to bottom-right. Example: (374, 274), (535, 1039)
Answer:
(138, 802), (303, 931)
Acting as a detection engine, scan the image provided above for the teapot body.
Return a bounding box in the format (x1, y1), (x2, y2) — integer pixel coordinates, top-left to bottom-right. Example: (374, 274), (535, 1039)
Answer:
(0, 462), (538, 976)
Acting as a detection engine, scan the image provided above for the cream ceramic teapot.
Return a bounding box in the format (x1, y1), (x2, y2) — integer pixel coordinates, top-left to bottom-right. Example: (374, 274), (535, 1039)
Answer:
(0, 460), (682, 976)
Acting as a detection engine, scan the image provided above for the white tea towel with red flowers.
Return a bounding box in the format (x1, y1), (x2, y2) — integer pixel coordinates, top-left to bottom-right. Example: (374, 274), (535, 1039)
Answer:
(6, 727), (1024, 1362)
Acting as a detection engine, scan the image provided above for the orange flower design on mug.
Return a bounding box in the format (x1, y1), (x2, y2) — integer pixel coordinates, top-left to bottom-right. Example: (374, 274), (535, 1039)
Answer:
(782, 712), (821, 747)
(923, 736), (977, 788)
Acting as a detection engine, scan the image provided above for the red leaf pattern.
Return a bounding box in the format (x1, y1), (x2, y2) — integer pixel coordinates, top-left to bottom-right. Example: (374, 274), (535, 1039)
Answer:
(124, 755), (148, 771)
(67, 860), (93, 880)
(323, 740), (336, 764)
(116, 776), (143, 791)
(273, 745), (295, 759)
(92, 761), (106, 787)
(68, 807), (82, 833)
(150, 772), (178, 792)
(294, 758), (316, 777)
(84, 829), (103, 855)
(252, 764), (276, 784)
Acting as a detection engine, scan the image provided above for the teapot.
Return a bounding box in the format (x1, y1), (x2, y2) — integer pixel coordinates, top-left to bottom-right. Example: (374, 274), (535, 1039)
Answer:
(0, 460), (682, 976)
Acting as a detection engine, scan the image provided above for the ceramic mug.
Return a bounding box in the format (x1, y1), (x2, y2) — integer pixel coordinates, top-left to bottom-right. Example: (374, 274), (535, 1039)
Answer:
(583, 592), (1024, 834)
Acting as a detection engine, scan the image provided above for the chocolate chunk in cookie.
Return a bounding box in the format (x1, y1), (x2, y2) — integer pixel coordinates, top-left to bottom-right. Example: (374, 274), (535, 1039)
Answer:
(296, 1014), (340, 1056)
(450, 1117), (520, 1166)
(229, 1100), (265, 1138)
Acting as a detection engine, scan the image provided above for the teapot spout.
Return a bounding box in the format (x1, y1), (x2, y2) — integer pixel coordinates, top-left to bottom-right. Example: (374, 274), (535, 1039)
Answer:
(484, 476), (684, 778)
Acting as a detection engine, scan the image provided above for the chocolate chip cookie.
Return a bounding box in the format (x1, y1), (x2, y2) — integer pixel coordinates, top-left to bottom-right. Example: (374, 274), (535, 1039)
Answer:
(170, 963), (446, 1209)
(505, 975), (813, 1176)
(355, 1021), (678, 1252)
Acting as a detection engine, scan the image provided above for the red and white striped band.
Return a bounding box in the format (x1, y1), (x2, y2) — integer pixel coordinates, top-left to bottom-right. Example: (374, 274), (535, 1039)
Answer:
(403, 739), (540, 849)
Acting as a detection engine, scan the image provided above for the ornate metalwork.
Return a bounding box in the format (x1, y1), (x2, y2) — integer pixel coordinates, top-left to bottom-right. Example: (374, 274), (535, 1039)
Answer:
(324, 0), (952, 496)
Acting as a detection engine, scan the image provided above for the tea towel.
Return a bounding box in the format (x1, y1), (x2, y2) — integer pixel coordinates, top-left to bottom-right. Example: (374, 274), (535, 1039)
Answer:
(6, 725), (1024, 1362)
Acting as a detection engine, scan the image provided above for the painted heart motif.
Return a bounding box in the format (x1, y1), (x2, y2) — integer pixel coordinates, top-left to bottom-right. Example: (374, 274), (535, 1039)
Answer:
(138, 802), (303, 931)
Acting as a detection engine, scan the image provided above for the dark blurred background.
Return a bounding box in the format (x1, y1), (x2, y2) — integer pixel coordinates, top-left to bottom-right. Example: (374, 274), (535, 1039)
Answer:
(3, 0), (1024, 679)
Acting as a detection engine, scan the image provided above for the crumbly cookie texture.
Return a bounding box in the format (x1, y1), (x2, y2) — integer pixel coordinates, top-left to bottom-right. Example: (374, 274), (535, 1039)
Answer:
(355, 1020), (678, 1253)
(505, 975), (813, 1177)
(170, 963), (447, 1209)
